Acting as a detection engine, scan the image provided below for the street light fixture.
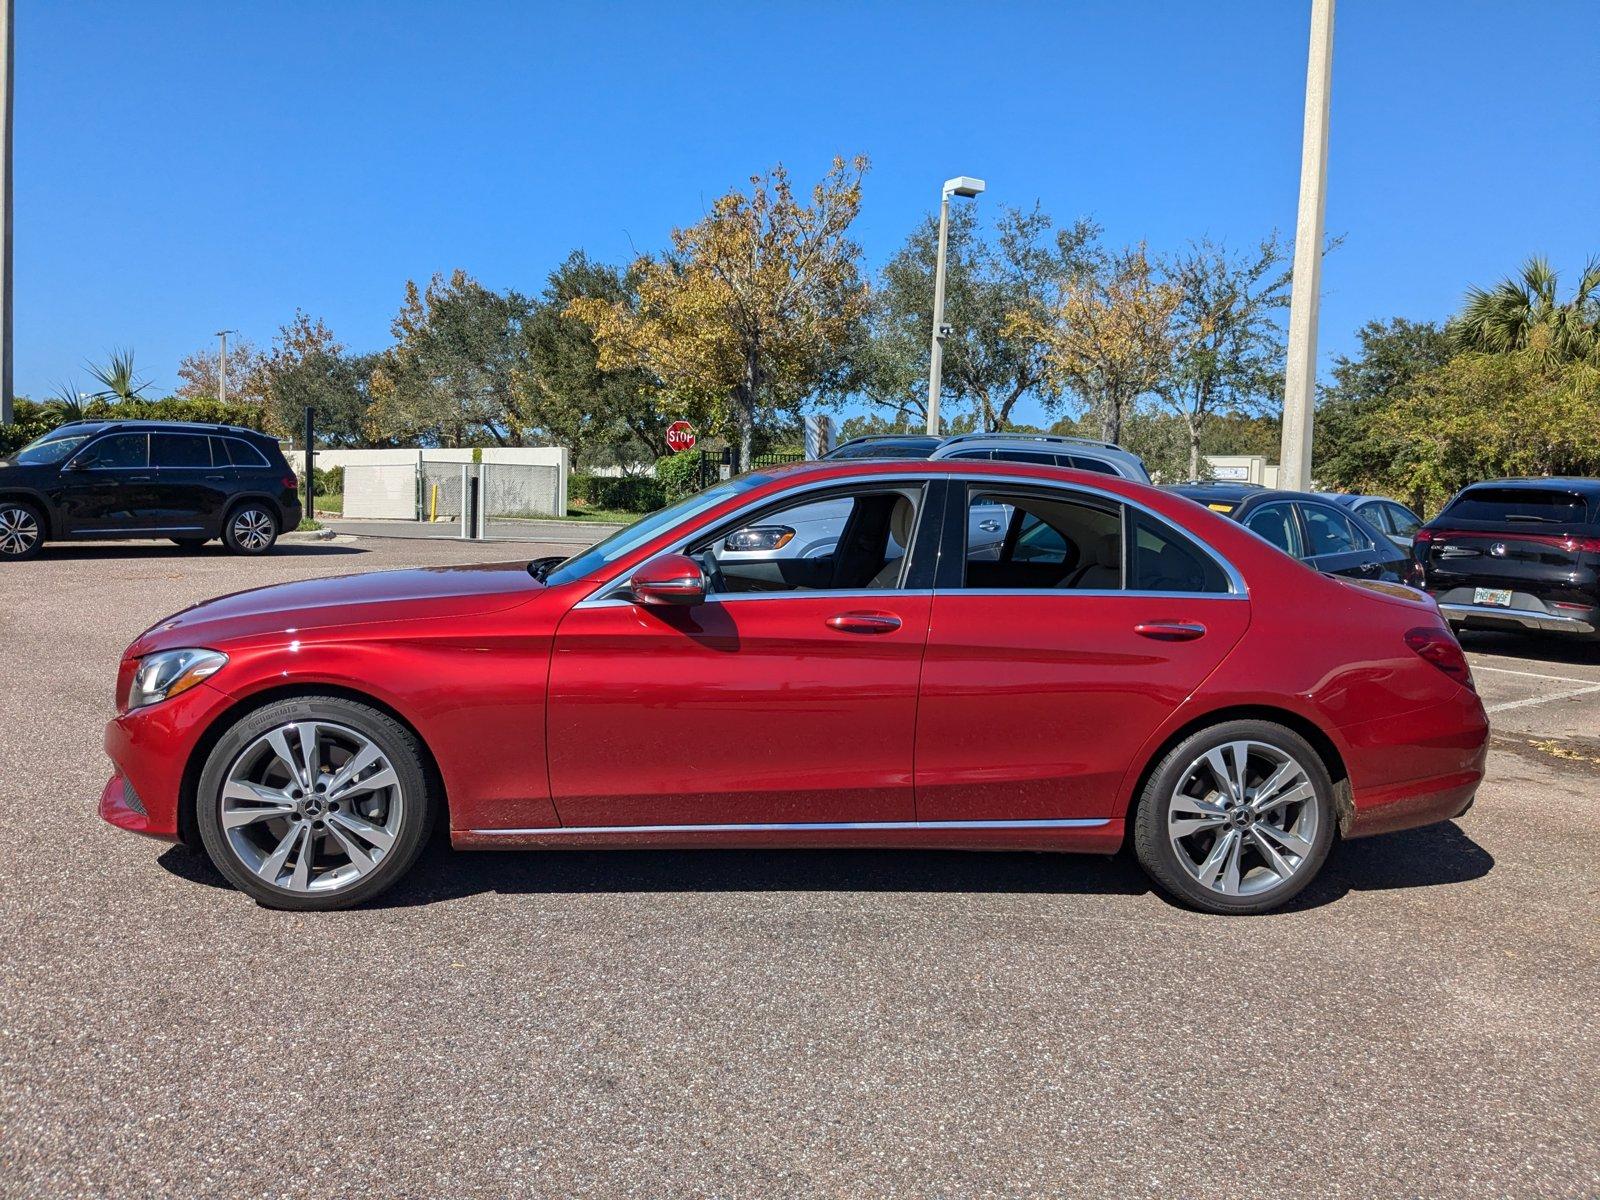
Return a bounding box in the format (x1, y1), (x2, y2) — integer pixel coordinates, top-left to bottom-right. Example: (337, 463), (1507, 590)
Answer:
(926, 175), (985, 435)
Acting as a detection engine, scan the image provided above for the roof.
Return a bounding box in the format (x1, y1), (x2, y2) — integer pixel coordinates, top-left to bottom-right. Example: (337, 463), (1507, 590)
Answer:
(1458, 477), (1600, 493)
(50, 418), (275, 440)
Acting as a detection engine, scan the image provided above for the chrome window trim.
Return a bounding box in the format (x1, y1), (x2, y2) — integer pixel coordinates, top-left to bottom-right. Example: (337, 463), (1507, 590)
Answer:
(470, 817), (1111, 836)
(574, 469), (1249, 607)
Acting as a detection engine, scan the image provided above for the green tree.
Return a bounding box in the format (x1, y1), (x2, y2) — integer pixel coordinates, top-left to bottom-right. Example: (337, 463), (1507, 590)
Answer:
(571, 157), (870, 467)
(367, 271), (537, 447)
(1453, 255), (1600, 363)
(1155, 236), (1291, 480)
(257, 312), (379, 446)
(1314, 317), (1454, 489)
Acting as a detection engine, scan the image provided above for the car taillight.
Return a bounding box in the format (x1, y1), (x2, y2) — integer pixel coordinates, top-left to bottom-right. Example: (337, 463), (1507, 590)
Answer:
(1412, 528), (1435, 546)
(283, 476), (299, 491)
(1559, 535), (1600, 553)
(1405, 626), (1475, 692)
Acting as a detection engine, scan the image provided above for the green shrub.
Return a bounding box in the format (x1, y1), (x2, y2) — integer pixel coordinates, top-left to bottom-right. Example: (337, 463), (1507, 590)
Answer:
(0, 399), (58, 456)
(311, 465), (344, 496)
(570, 472), (665, 513)
(654, 452), (703, 503)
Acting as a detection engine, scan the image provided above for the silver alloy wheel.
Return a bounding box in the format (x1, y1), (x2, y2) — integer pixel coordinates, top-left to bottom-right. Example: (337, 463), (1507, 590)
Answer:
(232, 508), (274, 551)
(219, 720), (403, 893)
(0, 504), (40, 555)
(1167, 739), (1320, 898)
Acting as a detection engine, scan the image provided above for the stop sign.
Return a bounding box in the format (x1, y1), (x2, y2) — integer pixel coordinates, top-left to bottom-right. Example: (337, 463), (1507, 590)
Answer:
(665, 421), (697, 453)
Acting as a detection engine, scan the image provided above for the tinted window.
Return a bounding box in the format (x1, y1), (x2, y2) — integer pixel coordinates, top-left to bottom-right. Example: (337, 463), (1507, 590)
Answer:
(75, 433), (148, 469)
(151, 433), (213, 468)
(1063, 455), (1120, 476)
(221, 437), (271, 468)
(945, 449), (994, 461)
(1442, 486), (1590, 526)
(990, 449), (1059, 466)
(1243, 503), (1304, 557)
(1128, 514), (1230, 593)
(824, 440), (937, 460)
(1301, 504), (1370, 556)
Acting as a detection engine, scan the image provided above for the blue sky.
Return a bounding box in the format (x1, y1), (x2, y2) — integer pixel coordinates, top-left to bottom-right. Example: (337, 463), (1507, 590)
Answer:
(16, 1), (1599, 424)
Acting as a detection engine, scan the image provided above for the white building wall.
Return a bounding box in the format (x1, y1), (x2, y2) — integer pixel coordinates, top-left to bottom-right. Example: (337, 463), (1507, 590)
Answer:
(286, 446), (570, 516)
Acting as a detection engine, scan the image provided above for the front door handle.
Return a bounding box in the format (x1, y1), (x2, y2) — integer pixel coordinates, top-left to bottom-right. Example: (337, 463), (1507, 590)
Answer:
(1134, 621), (1206, 642)
(826, 611), (902, 635)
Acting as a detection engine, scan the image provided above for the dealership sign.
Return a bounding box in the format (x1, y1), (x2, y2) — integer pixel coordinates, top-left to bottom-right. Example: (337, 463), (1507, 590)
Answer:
(665, 421), (697, 453)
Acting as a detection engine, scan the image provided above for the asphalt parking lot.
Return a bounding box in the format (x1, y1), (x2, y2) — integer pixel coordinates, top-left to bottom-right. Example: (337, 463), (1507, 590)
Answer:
(3, 537), (1597, 1199)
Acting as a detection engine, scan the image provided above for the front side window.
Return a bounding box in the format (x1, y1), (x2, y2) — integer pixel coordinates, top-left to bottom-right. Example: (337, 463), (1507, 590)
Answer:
(152, 433), (213, 468)
(1243, 502), (1304, 558)
(1301, 504), (1370, 556)
(1382, 503), (1422, 537)
(695, 486), (922, 595)
(74, 433), (148, 470)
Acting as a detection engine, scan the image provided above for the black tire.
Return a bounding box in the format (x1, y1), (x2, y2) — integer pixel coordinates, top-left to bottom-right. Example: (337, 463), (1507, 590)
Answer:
(0, 499), (45, 561)
(1132, 719), (1336, 915)
(170, 536), (209, 551)
(222, 501), (279, 555)
(196, 696), (435, 910)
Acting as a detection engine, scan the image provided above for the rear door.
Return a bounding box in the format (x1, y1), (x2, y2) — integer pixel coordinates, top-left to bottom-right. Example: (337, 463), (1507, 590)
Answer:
(149, 432), (232, 534)
(914, 479), (1251, 823)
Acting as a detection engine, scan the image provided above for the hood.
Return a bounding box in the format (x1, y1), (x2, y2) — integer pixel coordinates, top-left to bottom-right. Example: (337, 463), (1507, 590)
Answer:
(130, 560), (542, 654)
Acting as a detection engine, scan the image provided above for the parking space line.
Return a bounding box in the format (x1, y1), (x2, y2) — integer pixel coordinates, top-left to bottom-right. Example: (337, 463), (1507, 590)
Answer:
(1486, 684), (1600, 715)
(1469, 663), (1600, 687)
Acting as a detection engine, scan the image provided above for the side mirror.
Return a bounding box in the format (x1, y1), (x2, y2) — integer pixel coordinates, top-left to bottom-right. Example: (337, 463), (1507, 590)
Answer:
(629, 553), (707, 607)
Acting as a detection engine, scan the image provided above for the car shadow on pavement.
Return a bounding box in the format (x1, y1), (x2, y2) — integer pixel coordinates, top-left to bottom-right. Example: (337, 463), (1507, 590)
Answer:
(155, 820), (1494, 913)
(1458, 630), (1600, 669)
(38, 543), (368, 561)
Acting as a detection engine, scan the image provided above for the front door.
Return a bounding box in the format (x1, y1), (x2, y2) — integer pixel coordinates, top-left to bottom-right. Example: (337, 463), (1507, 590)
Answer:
(915, 481), (1251, 822)
(59, 432), (157, 534)
(546, 481), (939, 828)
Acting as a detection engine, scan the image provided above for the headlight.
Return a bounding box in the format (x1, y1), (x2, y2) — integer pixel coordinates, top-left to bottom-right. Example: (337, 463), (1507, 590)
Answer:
(128, 648), (228, 710)
(723, 525), (795, 552)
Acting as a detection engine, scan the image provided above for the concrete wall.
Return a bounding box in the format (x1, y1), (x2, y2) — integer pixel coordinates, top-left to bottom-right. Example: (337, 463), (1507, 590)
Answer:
(287, 446), (570, 515)
(1205, 455), (1280, 487)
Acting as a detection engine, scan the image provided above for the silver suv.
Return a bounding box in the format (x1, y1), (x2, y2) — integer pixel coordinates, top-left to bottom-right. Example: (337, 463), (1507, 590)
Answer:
(924, 432), (1150, 482)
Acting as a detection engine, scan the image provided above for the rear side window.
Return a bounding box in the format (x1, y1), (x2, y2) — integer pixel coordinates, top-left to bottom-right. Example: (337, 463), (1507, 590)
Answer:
(990, 449), (1058, 467)
(75, 433), (148, 469)
(1243, 503), (1304, 557)
(151, 433), (213, 468)
(1381, 502), (1422, 537)
(1443, 486), (1591, 526)
(1128, 513), (1231, 593)
(1063, 455), (1120, 476)
(221, 437), (271, 468)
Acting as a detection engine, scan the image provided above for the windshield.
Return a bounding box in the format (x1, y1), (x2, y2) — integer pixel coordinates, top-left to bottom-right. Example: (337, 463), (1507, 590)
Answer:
(541, 475), (765, 586)
(11, 427), (97, 465)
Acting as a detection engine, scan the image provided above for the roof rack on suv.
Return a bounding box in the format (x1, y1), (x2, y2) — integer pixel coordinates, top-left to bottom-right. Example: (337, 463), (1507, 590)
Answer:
(937, 431), (1124, 452)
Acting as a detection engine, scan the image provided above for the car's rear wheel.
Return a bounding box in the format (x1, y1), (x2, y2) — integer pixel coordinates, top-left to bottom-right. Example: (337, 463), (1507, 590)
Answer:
(197, 697), (435, 910)
(0, 500), (44, 561)
(1133, 719), (1335, 915)
(222, 503), (279, 554)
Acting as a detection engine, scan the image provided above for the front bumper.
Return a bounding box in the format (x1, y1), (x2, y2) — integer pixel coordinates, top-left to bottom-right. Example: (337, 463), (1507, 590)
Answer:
(101, 680), (235, 841)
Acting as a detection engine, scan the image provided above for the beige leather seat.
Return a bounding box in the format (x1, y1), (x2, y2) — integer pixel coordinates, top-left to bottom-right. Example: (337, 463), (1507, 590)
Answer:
(867, 496), (915, 589)
(1064, 531), (1120, 589)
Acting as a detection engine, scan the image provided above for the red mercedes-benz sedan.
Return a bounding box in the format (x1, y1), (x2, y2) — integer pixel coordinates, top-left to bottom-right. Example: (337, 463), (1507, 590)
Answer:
(100, 460), (1488, 914)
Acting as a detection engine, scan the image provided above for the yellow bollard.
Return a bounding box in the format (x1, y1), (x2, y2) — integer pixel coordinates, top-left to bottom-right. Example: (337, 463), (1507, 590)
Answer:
(429, 483), (439, 523)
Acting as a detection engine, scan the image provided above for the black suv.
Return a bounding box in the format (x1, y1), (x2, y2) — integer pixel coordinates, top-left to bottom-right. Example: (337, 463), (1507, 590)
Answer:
(1415, 478), (1600, 640)
(0, 420), (302, 561)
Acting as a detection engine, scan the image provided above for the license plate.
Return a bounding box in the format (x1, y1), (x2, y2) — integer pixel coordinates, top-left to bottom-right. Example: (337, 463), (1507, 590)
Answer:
(1474, 587), (1513, 607)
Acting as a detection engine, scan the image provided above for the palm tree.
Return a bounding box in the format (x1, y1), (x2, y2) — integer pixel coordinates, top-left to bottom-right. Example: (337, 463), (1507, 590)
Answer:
(1453, 255), (1600, 363)
(43, 380), (87, 422)
(85, 347), (151, 403)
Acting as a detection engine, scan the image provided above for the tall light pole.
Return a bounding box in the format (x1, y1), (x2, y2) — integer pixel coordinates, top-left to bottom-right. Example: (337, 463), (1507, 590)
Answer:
(925, 175), (985, 436)
(1279, 0), (1335, 491)
(0, 0), (14, 426)
(215, 329), (236, 404)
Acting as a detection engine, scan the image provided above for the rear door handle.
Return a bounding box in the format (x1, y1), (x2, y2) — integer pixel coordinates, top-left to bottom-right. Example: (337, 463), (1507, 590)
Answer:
(978, 519), (1003, 533)
(826, 611), (902, 635)
(1134, 621), (1206, 642)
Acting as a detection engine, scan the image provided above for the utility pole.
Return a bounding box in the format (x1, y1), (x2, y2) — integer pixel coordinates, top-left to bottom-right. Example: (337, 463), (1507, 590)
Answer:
(215, 329), (236, 404)
(925, 176), (985, 435)
(0, 0), (14, 426)
(1278, 0), (1335, 491)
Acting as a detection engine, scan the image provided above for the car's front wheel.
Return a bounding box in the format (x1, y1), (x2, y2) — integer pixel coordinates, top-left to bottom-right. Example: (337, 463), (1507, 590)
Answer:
(1133, 719), (1336, 915)
(0, 499), (44, 561)
(197, 696), (435, 910)
(222, 503), (279, 554)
